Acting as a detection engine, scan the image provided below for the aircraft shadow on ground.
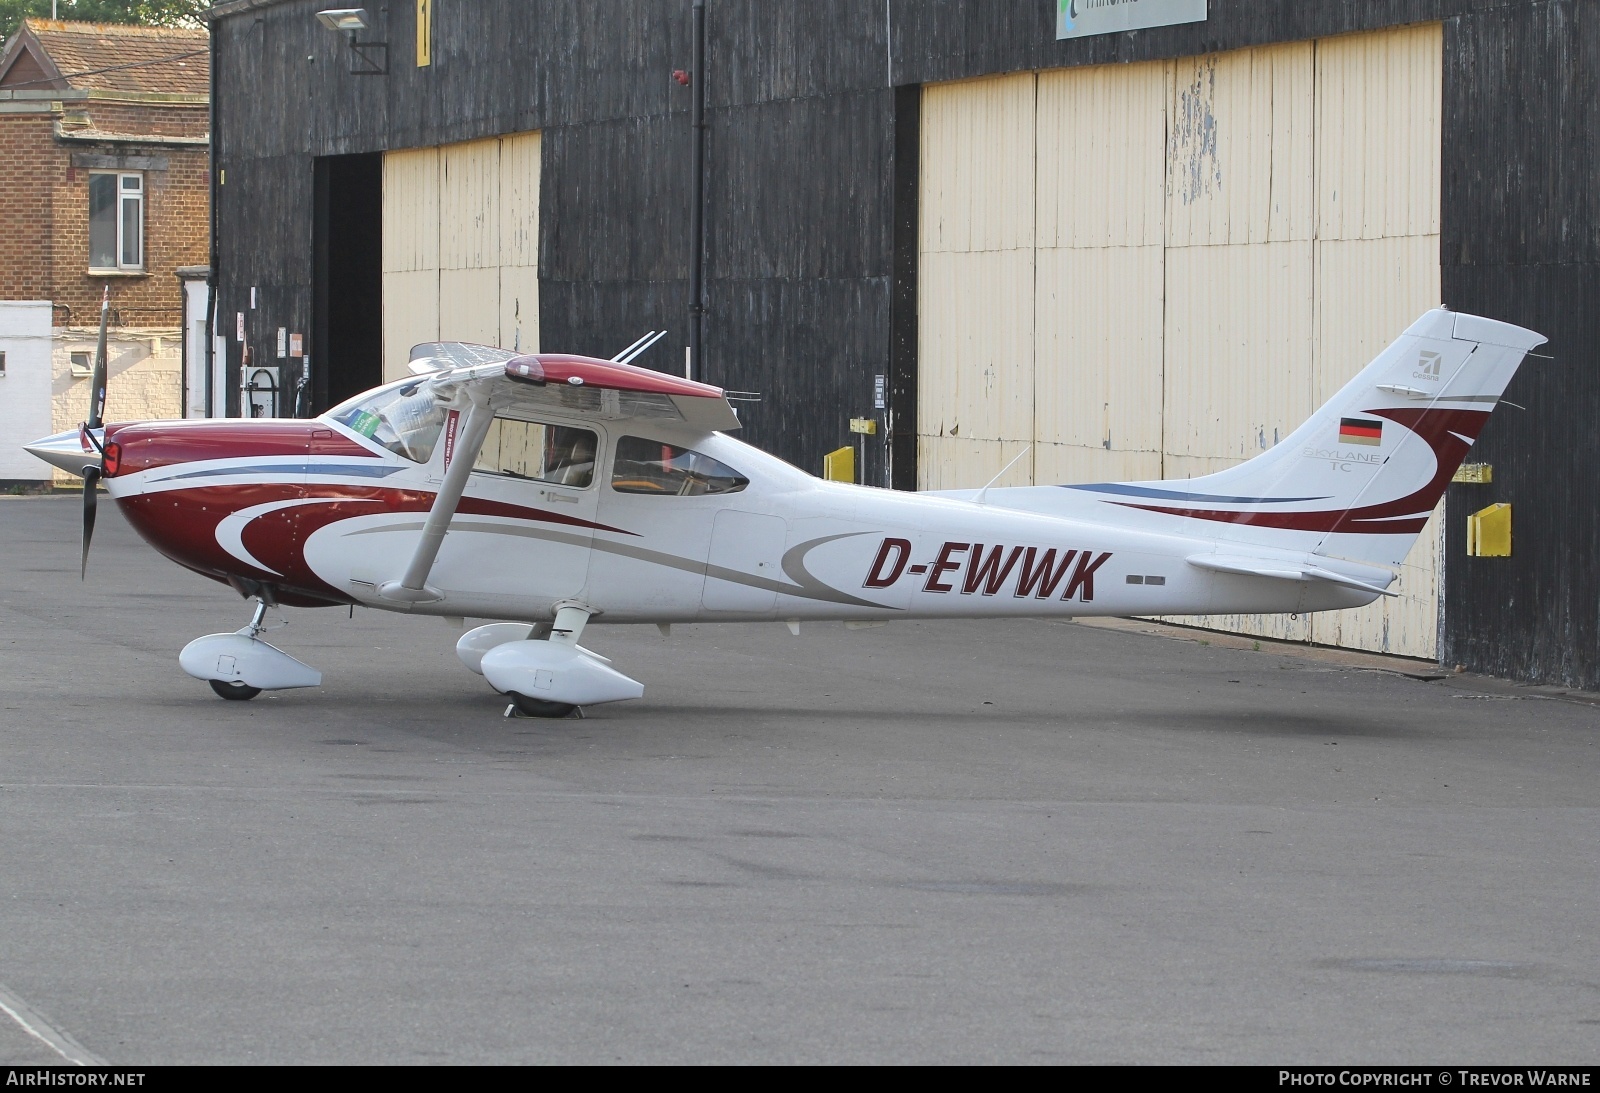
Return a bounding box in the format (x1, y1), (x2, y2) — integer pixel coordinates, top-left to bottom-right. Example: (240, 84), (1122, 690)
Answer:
(1125, 708), (1422, 739)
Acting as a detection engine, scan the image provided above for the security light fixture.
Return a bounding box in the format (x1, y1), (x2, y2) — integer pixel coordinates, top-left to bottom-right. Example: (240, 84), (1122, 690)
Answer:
(315, 8), (371, 32)
(314, 7), (387, 75)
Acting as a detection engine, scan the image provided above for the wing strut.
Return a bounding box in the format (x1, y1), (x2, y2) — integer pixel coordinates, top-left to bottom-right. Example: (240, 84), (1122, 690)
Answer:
(378, 396), (495, 604)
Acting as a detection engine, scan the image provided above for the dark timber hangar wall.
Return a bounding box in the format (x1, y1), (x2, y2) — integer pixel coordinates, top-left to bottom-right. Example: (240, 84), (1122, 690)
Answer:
(211, 0), (896, 484)
(210, 1), (1600, 689)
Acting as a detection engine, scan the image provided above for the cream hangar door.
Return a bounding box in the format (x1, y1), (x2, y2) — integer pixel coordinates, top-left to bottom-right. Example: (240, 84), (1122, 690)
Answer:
(916, 25), (1444, 658)
(381, 130), (541, 382)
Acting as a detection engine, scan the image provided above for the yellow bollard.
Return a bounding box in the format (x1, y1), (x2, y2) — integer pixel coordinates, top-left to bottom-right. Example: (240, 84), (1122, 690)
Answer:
(822, 446), (855, 483)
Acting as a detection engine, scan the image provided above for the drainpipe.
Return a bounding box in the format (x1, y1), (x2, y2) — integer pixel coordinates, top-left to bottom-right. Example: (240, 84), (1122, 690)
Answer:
(687, 0), (705, 382)
(205, 12), (220, 417)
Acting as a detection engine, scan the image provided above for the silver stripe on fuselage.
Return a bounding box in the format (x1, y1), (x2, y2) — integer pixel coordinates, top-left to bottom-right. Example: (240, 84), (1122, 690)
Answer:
(343, 520), (891, 609)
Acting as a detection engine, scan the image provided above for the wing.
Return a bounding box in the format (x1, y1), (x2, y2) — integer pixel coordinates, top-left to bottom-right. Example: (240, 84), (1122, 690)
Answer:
(419, 348), (741, 432)
(408, 342), (517, 375)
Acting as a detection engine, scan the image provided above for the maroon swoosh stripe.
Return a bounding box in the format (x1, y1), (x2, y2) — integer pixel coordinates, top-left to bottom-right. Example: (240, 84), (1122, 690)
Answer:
(1111, 407), (1490, 535)
(117, 482), (638, 607)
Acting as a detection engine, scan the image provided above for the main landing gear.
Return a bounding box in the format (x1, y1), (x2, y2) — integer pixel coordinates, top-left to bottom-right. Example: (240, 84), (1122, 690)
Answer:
(457, 602), (644, 718)
(506, 695), (580, 720)
(179, 596), (323, 701)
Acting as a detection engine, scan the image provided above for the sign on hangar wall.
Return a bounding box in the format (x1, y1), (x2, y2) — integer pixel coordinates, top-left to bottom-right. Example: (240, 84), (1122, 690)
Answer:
(1057, 0), (1207, 39)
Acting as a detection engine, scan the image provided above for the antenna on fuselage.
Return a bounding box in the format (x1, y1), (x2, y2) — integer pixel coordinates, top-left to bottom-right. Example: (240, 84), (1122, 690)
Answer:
(972, 445), (1032, 506)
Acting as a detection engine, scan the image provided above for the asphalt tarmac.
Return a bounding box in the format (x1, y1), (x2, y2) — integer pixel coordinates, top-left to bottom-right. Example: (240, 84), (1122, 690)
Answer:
(0, 495), (1595, 1064)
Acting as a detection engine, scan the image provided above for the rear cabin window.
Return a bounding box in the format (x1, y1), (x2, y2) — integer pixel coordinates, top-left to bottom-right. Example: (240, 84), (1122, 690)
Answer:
(475, 418), (597, 488)
(611, 436), (747, 496)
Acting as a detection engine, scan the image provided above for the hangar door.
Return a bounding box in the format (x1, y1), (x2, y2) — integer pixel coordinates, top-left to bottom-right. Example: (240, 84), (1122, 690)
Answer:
(381, 130), (541, 381)
(918, 25), (1443, 658)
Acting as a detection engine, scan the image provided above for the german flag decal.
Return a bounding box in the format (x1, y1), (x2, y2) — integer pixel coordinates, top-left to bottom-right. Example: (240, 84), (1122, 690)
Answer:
(1339, 417), (1383, 446)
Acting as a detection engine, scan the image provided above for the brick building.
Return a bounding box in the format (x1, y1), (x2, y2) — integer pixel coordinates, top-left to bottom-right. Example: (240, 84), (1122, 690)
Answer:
(0, 19), (209, 484)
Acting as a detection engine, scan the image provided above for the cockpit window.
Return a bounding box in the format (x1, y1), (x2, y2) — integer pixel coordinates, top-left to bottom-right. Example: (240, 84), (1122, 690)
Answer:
(329, 384), (445, 463)
(475, 417), (597, 488)
(611, 435), (747, 496)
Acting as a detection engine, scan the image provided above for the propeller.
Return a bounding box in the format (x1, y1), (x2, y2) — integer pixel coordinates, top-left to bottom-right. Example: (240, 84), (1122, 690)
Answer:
(80, 286), (110, 579)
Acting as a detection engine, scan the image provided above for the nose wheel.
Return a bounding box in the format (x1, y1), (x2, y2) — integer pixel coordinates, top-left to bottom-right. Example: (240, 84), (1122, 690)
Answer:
(180, 596), (323, 700)
(210, 600), (271, 702)
(210, 679), (263, 701)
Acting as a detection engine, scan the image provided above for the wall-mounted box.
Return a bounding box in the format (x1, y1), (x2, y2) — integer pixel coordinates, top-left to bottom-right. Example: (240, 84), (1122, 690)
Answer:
(1467, 503), (1511, 557)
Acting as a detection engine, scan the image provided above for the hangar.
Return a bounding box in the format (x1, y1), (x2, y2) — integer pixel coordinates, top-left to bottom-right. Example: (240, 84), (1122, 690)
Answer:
(204, 1), (1599, 687)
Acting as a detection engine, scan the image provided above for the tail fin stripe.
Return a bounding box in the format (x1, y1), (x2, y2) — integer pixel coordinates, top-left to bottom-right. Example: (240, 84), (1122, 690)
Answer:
(1105, 405), (1487, 537)
(1113, 502), (1431, 535)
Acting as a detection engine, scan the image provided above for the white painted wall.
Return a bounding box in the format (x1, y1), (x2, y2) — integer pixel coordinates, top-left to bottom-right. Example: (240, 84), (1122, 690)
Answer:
(182, 278), (212, 417)
(0, 301), (54, 482)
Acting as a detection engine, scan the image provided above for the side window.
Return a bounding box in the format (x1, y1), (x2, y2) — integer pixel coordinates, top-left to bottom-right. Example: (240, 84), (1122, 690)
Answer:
(475, 417), (597, 488)
(89, 172), (143, 272)
(611, 435), (748, 496)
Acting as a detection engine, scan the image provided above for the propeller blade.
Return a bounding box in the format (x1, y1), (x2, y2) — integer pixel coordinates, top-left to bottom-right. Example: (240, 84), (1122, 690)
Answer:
(80, 465), (101, 579)
(86, 286), (109, 431)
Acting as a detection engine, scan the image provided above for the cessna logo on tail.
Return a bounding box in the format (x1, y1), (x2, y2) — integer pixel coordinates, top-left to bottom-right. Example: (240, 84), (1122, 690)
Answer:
(864, 538), (1113, 601)
(1414, 351), (1442, 381)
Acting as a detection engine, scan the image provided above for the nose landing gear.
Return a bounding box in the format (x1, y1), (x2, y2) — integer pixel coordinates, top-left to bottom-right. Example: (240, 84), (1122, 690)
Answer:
(211, 679), (263, 701)
(179, 597), (322, 701)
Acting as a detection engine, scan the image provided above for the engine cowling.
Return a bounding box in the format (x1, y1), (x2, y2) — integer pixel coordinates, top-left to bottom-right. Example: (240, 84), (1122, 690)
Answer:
(480, 640), (644, 708)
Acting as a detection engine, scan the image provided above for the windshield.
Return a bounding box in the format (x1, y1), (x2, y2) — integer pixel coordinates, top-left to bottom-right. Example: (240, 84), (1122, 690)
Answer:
(328, 383), (446, 463)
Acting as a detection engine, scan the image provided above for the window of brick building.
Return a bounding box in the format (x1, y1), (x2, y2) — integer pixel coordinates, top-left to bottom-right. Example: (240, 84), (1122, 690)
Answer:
(89, 172), (144, 271)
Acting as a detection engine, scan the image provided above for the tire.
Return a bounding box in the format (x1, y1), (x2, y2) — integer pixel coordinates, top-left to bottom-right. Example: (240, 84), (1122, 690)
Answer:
(510, 693), (576, 719)
(210, 679), (262, 701)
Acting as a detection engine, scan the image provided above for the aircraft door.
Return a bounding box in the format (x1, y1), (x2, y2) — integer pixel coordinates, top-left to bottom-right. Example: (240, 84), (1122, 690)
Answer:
(702, 510), (787, 612)
(592, 433), (753, 618)
(432, 413), (600, 613)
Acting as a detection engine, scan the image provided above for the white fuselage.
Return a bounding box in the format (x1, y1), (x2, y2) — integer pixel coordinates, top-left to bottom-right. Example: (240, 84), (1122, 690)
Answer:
(245, 413), (1372, 625)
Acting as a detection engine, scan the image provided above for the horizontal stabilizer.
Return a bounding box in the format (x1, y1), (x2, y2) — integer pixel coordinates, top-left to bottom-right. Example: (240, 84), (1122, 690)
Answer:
(1187, 554), (1398, 598)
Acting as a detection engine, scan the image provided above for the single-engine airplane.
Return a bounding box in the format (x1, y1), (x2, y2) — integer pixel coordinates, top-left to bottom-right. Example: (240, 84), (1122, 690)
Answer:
(26, 301), (1543, 717)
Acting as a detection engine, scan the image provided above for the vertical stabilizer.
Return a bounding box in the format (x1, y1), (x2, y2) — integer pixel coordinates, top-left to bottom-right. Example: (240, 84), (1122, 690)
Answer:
(1054, 309), (1544, 566)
